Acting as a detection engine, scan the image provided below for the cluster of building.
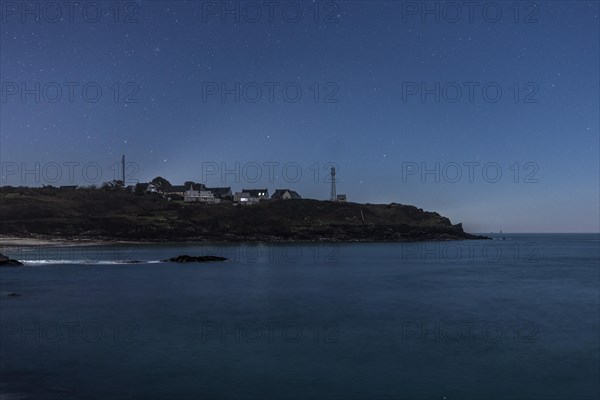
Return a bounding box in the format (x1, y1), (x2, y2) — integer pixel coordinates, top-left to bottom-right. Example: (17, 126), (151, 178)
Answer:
(140, 182), (324, 205)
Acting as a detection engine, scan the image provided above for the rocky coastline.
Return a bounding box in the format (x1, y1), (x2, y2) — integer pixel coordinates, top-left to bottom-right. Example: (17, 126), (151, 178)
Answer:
(0, 253), (23, 267)
(0, 188), (489, 244)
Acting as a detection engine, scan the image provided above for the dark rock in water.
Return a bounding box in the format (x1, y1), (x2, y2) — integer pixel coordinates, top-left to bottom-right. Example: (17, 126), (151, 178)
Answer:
(122, 260), (144, 264)
(163, 255), (229, 263)
(2, 260), (24, 266)
(6, 292), (20, 297)
(0, 253), (24, 267)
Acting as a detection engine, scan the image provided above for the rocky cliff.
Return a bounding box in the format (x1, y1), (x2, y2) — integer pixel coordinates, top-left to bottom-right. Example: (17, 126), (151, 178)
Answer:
(0, 187), (487, 242)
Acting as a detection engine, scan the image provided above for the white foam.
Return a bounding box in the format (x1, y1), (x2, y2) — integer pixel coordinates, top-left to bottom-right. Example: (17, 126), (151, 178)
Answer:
(21, 260), (161, 266)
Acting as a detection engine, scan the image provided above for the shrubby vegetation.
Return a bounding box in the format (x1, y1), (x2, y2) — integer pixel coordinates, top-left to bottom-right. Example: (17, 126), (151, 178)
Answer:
(0, 186), (480, 241)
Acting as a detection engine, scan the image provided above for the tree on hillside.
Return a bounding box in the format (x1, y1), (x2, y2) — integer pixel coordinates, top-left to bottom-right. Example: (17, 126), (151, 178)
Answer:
(151, 176), (172, 193)
(134, 183), (146, 195)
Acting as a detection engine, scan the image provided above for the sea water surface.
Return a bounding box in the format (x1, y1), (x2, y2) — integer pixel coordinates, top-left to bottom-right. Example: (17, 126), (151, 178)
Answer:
(1, 234), (598, 399)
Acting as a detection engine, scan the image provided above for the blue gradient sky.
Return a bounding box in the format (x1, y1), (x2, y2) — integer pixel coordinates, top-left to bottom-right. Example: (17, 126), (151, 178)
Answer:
(1, 1), (598, 233)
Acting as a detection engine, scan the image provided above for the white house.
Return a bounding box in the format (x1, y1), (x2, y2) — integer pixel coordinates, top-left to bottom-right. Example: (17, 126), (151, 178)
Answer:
(145, 183), (158, 194)
(242, 189), (269, 200)
(206, 187), (233, 200)
(271, 189), (302, 200)
(234, 192), (260, 205)
(185, 186), (220, 203)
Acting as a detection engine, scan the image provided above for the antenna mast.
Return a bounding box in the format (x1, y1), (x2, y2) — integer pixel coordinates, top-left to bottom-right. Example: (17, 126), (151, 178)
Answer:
(121, 155), (126, 185)
(330, 167), (336, 201)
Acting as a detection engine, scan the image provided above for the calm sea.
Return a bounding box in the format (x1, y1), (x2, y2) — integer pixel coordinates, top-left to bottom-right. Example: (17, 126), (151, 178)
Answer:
(1, 234), (598, 399)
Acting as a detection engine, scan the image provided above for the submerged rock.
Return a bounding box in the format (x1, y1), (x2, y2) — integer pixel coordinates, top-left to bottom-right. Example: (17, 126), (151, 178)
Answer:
(163, 255), (229, 263)
(0, 253), (24, 267)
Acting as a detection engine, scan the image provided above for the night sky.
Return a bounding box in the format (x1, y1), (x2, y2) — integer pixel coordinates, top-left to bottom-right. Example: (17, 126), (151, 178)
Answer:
(1, 0), (598, 232)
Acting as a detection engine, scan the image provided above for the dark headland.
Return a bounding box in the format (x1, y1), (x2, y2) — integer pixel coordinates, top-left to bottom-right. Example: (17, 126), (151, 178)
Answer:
(0, 187), (488, 242)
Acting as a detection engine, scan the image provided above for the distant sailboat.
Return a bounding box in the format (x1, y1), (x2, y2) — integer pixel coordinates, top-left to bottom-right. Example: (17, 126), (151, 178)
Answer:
(491, 230), (508, 240)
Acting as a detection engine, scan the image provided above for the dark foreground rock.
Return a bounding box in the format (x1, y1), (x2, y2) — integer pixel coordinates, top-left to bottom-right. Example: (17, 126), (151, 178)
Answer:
(0, 253), (23, 267)
(163, 255), (229, 263)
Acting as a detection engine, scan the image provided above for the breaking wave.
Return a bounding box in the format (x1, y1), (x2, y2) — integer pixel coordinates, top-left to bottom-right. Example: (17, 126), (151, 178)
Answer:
(21, 260), (162, 265)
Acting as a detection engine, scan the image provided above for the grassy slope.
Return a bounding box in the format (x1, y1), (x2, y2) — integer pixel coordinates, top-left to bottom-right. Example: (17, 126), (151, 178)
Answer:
(0, 187), (480, 241)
